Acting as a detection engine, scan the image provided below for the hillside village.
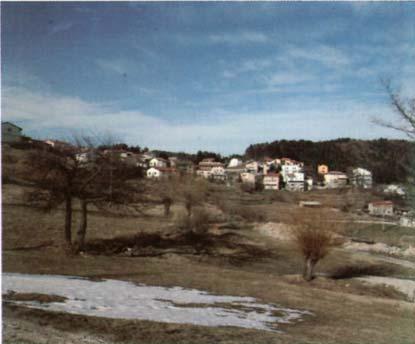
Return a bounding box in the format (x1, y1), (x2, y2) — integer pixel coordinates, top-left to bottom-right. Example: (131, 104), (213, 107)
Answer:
(2, 121), (414, 227)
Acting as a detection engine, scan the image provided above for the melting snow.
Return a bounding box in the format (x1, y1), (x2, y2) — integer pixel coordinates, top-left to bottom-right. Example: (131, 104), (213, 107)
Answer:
(2, 273), (311, 332)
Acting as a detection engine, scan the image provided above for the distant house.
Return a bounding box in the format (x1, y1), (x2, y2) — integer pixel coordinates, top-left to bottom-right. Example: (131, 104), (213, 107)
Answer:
(285, 172), (305, 192)
(226, 164), (246, 182)
(227, 158), (243, 168)
(168, 157), (178, 167)
(368, 201), (394, 217)
(281, 157), (303, 167)
(318, 164), (329, 175)
(245, 160), (259, 174)
(44, 139), (73, 150)
(240, 172), (256, 185)
(175, 160), (195, 175)
(210, 166), (227, 182)
(305, 177), (313, 191)
(263, 173), (280, 190)
(75, 150), (97, 164)
(198, 158), (224, 171)
(149, 157), (168, 168)
(2, 122), (23, 143)
(146, 167), (177, 179)
(400, 213), (415, 228)
(324, 171), (348, 189)
(350, 167), (373, 189)
(147, 167), (162, 179)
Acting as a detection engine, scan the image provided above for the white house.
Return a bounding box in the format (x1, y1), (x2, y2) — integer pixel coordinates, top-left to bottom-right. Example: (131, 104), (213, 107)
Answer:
(2, 122), (23, 143)
(324, 171), (348, 188)
(227, 158), (243, 168)
(281, 164), (302, 178)
(285, 172), (305, 192)
(368, 201), (394, 216)
(400, 214), (415, 228)
(240, 172), (256, 185)
(149, 157), (168, 168)
(350, 167), (373, 189)
(210, 166), (227, 182)
(147, 167), (162, 179)
(75, 150), (97, 164)
(245, 160), (259, 174)
(263, 173), (280, 190)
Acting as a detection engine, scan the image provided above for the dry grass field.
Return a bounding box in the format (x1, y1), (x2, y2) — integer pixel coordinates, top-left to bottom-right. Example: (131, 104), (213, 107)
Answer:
(2, 147), (415, 344)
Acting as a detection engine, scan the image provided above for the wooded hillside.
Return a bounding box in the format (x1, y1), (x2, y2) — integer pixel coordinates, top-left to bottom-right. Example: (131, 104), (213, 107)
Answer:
(245, 138), (413, 184)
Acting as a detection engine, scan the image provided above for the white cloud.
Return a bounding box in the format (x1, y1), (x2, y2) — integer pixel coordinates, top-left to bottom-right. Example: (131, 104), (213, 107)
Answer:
(283, 45), (350, 69)
(209, 31), (268, 44)
(1, 86), (405, 155)
(266, 71), (315, 86)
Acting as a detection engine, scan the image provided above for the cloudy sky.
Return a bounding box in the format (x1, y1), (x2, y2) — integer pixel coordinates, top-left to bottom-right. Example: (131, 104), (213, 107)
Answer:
(2, 2), (415, 154)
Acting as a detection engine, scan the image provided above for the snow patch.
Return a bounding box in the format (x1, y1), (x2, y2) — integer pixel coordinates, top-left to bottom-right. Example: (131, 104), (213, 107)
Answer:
(2, 273), (311, 332)
(357, 276), (415, 302)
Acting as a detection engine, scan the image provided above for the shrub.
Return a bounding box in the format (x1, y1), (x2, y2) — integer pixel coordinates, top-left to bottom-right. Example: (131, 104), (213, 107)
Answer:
(291, 208), (345, 281)
(175, 207), (211, 234)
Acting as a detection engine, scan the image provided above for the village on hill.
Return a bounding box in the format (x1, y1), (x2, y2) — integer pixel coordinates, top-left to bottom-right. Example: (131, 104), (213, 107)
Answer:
(2, 120), (413, 227)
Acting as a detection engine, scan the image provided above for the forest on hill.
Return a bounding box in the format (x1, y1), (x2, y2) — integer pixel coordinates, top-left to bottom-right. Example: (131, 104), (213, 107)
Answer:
(245, 138), (413, 184)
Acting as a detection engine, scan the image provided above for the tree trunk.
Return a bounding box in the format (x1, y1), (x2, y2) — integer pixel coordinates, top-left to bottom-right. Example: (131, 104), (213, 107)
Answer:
(303, 258), (317, 281)
(64, 194), (72, 246)
(75, 199), (88, 253)
(164, 200), (171, 217)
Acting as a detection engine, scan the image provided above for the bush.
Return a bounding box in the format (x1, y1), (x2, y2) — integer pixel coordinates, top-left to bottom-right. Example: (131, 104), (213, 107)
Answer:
(216, 200), (265, 222)
(175, 207), (211, 234)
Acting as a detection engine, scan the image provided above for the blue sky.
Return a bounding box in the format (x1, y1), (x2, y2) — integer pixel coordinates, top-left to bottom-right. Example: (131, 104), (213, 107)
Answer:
(2, 1), (415, 154)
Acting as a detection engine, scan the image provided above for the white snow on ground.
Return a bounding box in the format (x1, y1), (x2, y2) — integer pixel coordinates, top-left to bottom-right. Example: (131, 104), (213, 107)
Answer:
(2, 273), (311, 332)
(357, 276), (415, 302)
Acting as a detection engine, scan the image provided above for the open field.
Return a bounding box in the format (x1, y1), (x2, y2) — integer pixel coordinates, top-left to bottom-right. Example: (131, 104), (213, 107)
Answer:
(2, 147), (415, 344)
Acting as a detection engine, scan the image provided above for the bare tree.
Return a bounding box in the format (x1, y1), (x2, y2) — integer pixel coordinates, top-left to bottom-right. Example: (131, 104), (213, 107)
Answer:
(26, 135), (142, 252)
(178, 177), (208, 217)
(375, 81), (415, 208)
(290, 209), (344, 281)
(374, 81), (415, 138)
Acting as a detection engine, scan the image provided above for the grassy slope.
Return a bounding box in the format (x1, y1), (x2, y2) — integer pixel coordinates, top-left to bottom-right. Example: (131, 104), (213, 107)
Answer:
(2, 148), (415, 344)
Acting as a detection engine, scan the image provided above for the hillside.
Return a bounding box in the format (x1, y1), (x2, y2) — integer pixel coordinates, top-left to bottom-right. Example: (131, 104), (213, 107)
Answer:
(245, 138), (413, 184)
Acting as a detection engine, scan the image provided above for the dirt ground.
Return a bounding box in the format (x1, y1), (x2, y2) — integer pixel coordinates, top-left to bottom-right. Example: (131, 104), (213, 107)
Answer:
(2, 157), (415, 344)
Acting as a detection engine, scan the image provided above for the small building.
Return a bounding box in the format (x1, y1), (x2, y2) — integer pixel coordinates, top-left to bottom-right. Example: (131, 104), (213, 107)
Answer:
(210, 166), (227, 182)
(400, 214), (415, 228)
(245, 160), (259, 174)
(368, 200), (394, 217)
(324, 171), (348, 189)
(175, 160), (195, 176)
(146, 167), (177, 179)
(318, 164), (329, 175)
(285, 172), (305, 192)
(147, 167), (162, 179)
(263, 173), (280, 190)
(350, 167), (373, 189)
(44, 139), (73, 151)
(149, 157), (168, 168)
(2, 122), (23, 143)
(227, 158), (243, 168)
(240, 172), (256, 185)
(198, 158), (224, 171)
(75, 150), (97, 164)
